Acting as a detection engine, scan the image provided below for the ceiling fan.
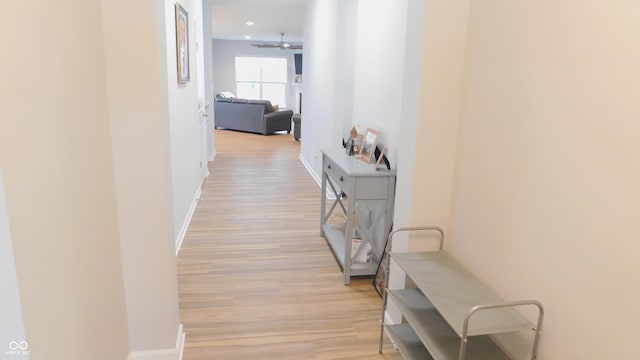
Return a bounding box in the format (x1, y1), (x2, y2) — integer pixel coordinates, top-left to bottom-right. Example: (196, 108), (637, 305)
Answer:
(251, 32), (303, 50)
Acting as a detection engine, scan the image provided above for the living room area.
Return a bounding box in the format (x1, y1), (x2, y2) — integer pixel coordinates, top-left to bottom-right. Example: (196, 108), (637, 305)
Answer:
(210, 43), (303, 138)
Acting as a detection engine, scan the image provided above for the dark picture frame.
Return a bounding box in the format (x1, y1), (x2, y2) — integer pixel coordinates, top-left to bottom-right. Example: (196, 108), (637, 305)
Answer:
(175, 3), (190, 83)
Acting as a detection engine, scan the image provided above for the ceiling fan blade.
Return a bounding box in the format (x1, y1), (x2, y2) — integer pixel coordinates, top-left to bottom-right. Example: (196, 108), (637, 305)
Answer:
(251, 33), (302, 50)
(251, 43), (279, 48)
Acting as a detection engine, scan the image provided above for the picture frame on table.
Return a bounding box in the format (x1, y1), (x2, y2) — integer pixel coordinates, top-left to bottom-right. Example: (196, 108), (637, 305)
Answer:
(175, 3), (190, 83)
(359, 128), (379, 163)
(375, 146), (387, 170)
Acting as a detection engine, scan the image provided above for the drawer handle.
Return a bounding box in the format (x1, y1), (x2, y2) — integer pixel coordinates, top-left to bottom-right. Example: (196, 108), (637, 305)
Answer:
(339, 176), (344, 182)
(327, 164), (332, 169)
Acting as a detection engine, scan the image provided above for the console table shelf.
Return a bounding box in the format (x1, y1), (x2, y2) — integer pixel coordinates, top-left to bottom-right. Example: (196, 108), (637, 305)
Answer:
(321, 225), (379, 276)
(379, 227), (544, 360)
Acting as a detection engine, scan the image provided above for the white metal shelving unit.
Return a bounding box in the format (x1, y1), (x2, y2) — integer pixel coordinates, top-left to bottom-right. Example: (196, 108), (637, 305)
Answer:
(379, 227), (544, 360)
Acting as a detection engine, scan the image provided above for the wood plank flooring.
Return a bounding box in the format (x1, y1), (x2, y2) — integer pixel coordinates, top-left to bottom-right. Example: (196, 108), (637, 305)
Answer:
(177, 130), (401, 359)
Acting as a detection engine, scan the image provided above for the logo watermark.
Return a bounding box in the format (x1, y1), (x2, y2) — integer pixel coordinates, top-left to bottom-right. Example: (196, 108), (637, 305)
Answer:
(6, 341), (30, 356)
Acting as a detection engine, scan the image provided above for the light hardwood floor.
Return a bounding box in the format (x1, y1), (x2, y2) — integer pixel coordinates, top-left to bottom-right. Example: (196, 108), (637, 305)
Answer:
(178, 130), (401, 359)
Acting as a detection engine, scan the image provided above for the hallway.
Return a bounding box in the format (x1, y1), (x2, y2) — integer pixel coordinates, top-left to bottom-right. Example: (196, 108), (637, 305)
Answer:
(177, 130), (401, 359)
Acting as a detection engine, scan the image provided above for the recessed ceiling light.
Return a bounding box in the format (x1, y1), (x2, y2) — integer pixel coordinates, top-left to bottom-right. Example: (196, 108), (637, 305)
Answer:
(245, 21), (254, 26)
(244, 35), (251, 40)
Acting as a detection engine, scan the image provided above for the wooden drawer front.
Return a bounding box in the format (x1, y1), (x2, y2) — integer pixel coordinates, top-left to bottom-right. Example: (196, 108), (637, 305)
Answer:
(324, 158), (350, 191)
(355, 177), (390, 199)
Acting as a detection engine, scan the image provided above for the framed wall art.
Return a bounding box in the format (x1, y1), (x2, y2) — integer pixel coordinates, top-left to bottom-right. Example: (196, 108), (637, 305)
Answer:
(175, 3), (190, 83)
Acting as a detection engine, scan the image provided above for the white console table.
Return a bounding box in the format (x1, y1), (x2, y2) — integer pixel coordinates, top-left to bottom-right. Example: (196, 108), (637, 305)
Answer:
(320, 148), (396, 285)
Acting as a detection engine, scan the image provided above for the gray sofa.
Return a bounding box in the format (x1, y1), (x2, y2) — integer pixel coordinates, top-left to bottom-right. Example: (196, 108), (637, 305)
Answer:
(214, 97), (293, 135)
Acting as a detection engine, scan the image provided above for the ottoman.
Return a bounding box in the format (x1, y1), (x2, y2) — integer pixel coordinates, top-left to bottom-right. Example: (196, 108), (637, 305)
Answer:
(292, 114), (301, 141)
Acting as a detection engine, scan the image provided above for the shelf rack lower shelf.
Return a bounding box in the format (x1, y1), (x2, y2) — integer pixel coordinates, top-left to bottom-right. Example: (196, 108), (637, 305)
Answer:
(385, 324), (433, 360)
(387, 288), (512, 360)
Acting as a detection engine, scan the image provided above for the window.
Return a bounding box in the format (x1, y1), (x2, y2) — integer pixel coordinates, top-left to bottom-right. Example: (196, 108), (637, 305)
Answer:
(235, 57), (287, 107)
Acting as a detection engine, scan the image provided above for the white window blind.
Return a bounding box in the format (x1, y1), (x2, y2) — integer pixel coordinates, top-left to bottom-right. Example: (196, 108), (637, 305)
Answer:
(235, 57), (287, 107)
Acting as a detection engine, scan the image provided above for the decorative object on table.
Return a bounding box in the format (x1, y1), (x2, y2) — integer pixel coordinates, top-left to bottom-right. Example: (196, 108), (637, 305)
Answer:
(349, 125), (362, 140)
(351, 238), (372, 263)
(344, 138), (352, 155)
(328, 201), (359, 235)
(351, 125), (364, 153)
(328, 211), (346, 232)
(359, 128), (380, 163)
(374, 146), (390, 171)
(344, 137), (359, 155)
(175, 3), (190, 84)
(343, 125), (364, 156)
(352, 137), (361, 155)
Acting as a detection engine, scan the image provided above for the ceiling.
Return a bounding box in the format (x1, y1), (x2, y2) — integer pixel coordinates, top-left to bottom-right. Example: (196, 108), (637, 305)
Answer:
(210, 0), (307, 43)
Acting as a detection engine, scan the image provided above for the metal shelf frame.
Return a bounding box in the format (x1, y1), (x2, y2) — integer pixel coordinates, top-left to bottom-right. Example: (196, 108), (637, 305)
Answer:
(378, 226), (544, 360)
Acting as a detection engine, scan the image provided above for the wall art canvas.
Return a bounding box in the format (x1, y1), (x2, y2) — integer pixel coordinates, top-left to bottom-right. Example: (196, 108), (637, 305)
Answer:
(175, 3), (190, 83)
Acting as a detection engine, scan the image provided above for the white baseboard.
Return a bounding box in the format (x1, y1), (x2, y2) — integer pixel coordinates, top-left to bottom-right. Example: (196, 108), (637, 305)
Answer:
(299, 153), (320, 187)
(175, 187), (202, 256)
(208, 149), (216, 162)
(128, 323), (185, 360)
(177, 324), (185, 360)
(299, 153), (339, 200)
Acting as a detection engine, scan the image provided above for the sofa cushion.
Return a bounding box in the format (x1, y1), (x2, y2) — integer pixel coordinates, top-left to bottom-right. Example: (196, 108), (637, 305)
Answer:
(247, 99), (274, 114)
(214, 97), (275, 114)
(215, 91), (235, 98)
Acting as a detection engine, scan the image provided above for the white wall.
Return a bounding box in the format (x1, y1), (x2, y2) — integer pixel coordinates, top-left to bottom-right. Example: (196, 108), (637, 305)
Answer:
(404, 0), (470, 236)
(1, 1), (130, 358)
(0, 169), (27, 357)
(447, 1), (640, 358)
(203, 0), (217, 161)
(164, 0), (207, 248)
(351, 0), (409, 166)
(301, 0), (416, 179)
(101, 0), (182, 355)
(300, 1), (438, 325)
(389, 0), (428, 243)
(1, 0), (204, 358)
(211, 39), (301, 109)
(300, 0), (339, 177)
(301, 0), (467, 237)
(386, 0), (640, 357)
(333, 0), (358, 138)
